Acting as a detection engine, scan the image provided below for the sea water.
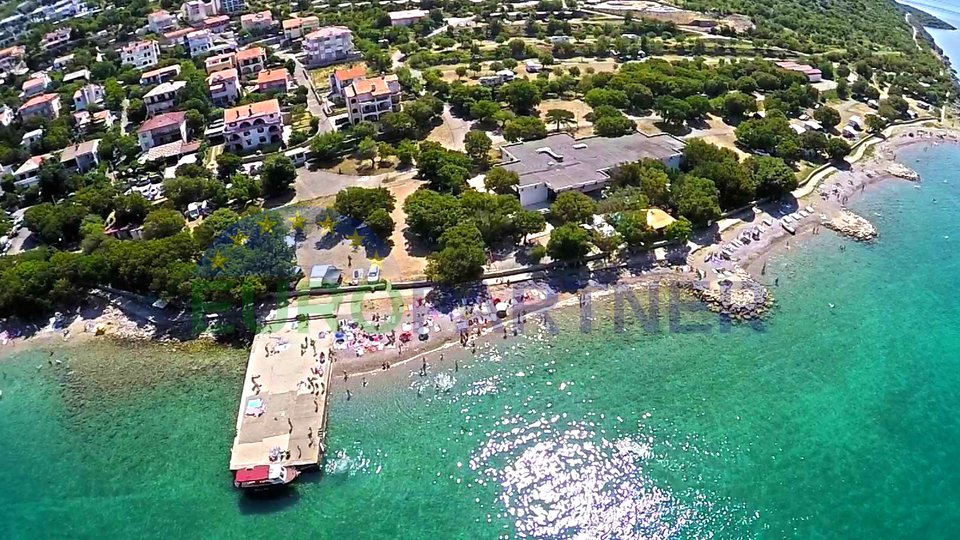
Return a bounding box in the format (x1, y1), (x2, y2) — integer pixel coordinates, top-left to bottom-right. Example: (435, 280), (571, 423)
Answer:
(3, 143), (960, 538)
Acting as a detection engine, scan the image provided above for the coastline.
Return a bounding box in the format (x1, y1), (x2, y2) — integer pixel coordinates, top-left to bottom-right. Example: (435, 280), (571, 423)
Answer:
(3, 125), (954, 381)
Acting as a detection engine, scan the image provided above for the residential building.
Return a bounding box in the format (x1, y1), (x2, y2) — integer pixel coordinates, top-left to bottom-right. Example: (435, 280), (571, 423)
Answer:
(0, 45), (25, 76)
(147, 9), (178, 34)
(208, 68), (240, 106)
(282, 16), (319, 40)
(21, 128), (42, 146)
(62, 69), (90, 84)
(388, 9), (429, 26)
(52, 53), (74, 70)
(121, 40), (160, 69)
(0, 14), (27, 40)
(344, 74), (401, 124)
(162, 27), (193, 46)
(144, 80), (186, 116)
(73, 109), (115, 133)
(140, 64), (181, 86)
(0, 105), (14, 126)
(205, 52), (236, 74)
(13, 155), (48, 188)
(255, 68), (291, 93)
(21, 73), (51, 98)
(500, 132), (686, 207)
(18, 93), (61, 121)
(41, 27), (71, 51)
(187, 29), (213, 57)
(329, 65), (366, 98)
(775, 61), (822, 83)
(137, 111), (188, 152)
(59, 139), (100, 172)
(182, 0), (219, 24)
(303, 25), (356, 67)
(220, 0), (245, 14)
(240, 10), (273, 32)
(235, 46), (266, 77)
(203, 14), (230, 33)
(223, 99), (283, 152)
(73, 83), (104, 111)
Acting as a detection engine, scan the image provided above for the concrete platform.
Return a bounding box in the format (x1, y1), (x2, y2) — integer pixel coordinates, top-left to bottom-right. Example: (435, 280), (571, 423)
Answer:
(229, 312), (335, 471)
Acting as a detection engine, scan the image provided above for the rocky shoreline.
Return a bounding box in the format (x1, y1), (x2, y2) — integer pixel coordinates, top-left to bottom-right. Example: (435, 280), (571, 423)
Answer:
(823, 210), (878, 242)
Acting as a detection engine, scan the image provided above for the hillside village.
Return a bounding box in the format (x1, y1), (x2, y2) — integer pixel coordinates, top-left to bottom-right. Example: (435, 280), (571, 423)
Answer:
(0, 0), (949, 322)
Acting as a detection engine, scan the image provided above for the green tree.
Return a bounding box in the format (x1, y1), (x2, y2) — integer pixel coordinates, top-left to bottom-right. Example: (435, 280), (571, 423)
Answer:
(722, 92), (758, 118)
(551, 191), (596, 223)
(545, 108), (575, 131)
(813, 106), (842, 129)
(513, 209), (546, 241)
(310, 131), (345, 162)
(547, 222), (591, 262)
(333, 186), (396, 222)
(673, 175), (721, 227)
(426, 222), (487, 283)
(364, 208), (395, 240)
(356, 137), (378, 168)
(611, 160), (670, 207)
(464, 130), (492, 168)
(351, 121), (377, 140)
(745, 156), (797, 199)
(865, 114), (886, 133)
(396, 140), (419, 167)
(593, 113), (636, 137)
(193, 208), (240, 249)
(484, 167), (520, 195)
(500, 80), (542, 114)
(469, 100), (501, 124)
(826, 137), (852, 161)
(654, 96), (692, 126)
(260, 154), (297, 196)
(403, 189), (464, 244)
(217, 153), (243, 180)
(503, 116), (548, 142)
(142, 209), (186, 240)
(664, 216), (692, 241)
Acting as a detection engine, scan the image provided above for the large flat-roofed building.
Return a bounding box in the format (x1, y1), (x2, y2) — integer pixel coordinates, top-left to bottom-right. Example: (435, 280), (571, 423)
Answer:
(500, 132), (685, 208)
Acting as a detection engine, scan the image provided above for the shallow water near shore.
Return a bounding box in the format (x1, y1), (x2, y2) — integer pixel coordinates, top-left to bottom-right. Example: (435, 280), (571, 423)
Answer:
(3, 143), (960, 538)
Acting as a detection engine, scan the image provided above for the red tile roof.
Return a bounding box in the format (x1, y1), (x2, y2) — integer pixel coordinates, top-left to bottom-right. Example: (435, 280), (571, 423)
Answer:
(332, 65), (365, 83)
(224, 99), (280, 122)
(256, 69), (289, 87)
(19, 93), (59, 110)
(137, 111), (186, 134)
(234, 47), (265, 62)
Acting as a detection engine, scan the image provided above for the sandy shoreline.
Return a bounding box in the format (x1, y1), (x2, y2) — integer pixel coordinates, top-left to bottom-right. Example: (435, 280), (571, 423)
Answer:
(2, 124), (954, 383)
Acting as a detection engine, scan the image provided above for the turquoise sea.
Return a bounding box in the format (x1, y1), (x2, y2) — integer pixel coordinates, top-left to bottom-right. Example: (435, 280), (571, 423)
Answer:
(4, 142), (960, 538)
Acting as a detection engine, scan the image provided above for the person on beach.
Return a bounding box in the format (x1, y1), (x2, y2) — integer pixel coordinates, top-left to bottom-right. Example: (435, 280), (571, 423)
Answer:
(422, 357), (427, 376)
(440, 353), (444, 362)
(362, 376), (367, 387)
(346, 389), (352, 401)
(454, 360), (459, 372)
(288, 419), (293, 433)
(343, 370), (348, 381)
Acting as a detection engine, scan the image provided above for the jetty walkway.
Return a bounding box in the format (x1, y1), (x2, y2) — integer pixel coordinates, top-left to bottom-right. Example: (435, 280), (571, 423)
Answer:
(229, 304), (335, 472)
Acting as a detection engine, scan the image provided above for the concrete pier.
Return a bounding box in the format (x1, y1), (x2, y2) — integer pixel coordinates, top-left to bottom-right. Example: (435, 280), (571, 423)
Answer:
(229, 311), (335, 472)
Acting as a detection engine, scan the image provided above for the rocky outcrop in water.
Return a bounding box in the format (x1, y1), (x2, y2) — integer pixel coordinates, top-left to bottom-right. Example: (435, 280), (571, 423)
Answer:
(682, 269), (773, 320)
(824, 210), (877, 242)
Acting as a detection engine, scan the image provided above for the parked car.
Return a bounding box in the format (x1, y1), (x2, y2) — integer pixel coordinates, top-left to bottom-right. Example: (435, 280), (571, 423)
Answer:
(367, 263), (381, 284)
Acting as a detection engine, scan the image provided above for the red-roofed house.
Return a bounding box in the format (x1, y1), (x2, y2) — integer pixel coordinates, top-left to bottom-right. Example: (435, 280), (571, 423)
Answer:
(140, 65), (181, 86)
(329, 65), (366, 98)
(203, 15), (230, 33)
(241, 10), (274, 32)
(223, 99), (283, 152)
(775, 61), (823, 83)
(304, 26), (355, 67)
(19, 93), (61, 121)
(282, 16), (318, 40)
(208, 68), (240, 106)
(148, 10), (178, 34)
(344, 74), (401, 124)
(235, 47), (266, 77)
(255, 69), (292, 94)
(20, 72), (51, 98)
(137, 111), (188, 152)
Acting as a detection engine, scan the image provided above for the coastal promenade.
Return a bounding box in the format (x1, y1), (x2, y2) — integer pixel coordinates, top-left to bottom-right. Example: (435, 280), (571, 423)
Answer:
(229, 305), (335, 472)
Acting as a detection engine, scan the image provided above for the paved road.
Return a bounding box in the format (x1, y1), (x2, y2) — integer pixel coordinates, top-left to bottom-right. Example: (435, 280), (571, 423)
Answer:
(281, 52), (333, 133)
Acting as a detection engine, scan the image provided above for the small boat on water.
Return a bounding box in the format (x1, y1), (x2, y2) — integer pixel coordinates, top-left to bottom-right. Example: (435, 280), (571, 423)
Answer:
(234, 464), (300, 490)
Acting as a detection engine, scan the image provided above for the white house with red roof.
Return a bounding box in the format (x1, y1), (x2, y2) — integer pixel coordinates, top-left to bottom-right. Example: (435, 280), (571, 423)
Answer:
(19, 93), (61, 121)
(329, 65), (366, 99)
(344, 74), (401, 124)
(137, 111), (188, 152)
(223, 99), (283, 152)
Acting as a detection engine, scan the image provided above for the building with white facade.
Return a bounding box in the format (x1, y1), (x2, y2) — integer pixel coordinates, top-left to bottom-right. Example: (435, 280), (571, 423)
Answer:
(147, 9), (178, 34)
(59, 139), (100, 173)
(21, 72), (51, 98)
(240, 10), (273, 32)
(121, 40), (160, 69)
(329, 65), (366, 98)
(73, 83), (104, 111)
(144, 80), (186, 116)
(388, 9), (429, 26)
(208, 68), (240, 107)
(344, 74), (401, 124)
(13, 155), (48, 188)
(181, 0), (219, 24)
(187, 29), (214, 57)
(235, 46), (266, 77)
(41, 27), (71, 51)
(140, 64), (181, 86)
(205, 52), (236, 74)
(18, 93), (61, 121)
(282, 16), (319, 40)
(303, 25), (356, 67)
(223, 99), (283, 152)
(137, 111), (188, 152)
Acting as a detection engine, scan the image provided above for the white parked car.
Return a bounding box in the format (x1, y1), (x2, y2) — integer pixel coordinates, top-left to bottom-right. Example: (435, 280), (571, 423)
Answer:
(367, 263), (381, 284)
